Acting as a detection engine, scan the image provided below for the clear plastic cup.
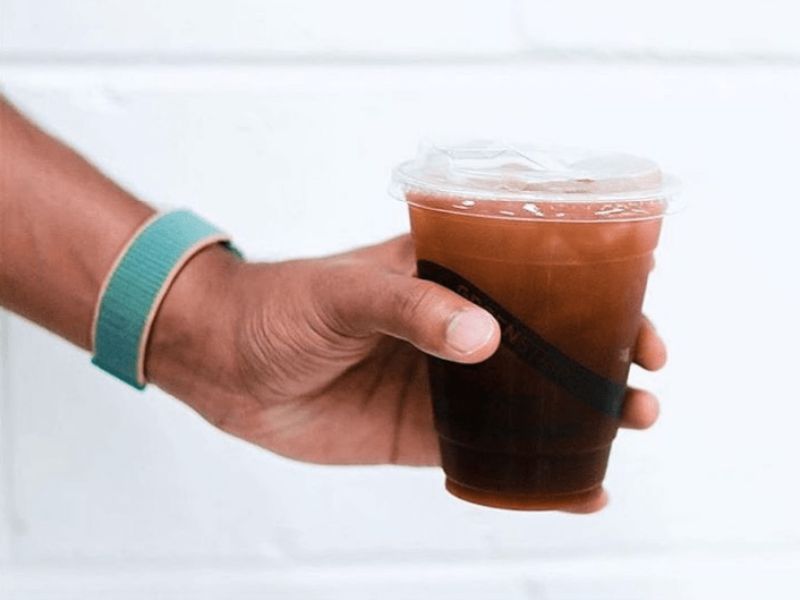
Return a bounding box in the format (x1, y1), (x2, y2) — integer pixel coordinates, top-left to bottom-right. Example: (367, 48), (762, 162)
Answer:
(391, 140), (678, 510)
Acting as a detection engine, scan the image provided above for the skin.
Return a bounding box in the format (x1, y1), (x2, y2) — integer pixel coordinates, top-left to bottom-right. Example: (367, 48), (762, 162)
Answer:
(0, 97), (666, 514)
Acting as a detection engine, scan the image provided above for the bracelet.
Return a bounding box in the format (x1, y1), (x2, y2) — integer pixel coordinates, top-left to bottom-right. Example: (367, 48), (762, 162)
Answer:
(91, 209), (241, 389)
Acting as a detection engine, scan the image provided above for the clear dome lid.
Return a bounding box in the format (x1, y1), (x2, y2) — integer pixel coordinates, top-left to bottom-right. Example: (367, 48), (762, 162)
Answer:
(390, 141), (679, 219)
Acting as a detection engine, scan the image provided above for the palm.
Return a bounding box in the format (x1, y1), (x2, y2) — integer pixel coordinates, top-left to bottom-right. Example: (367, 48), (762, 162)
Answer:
(261, 335), (437, 466)
(225, 241), (441, 465)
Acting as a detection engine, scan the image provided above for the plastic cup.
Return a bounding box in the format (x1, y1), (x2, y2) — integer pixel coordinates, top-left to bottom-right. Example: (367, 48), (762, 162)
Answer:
(390, 141), (677, 510)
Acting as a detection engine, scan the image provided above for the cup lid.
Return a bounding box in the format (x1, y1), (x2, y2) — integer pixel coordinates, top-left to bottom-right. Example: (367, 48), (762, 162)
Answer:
(391, 140), (678, 206)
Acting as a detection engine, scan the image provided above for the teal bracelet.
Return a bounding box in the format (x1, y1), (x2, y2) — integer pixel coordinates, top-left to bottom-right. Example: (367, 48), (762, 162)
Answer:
(91, 210), (241, 390)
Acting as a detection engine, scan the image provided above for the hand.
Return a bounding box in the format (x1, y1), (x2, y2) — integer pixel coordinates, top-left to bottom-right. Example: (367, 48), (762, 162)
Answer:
(148, 235), (667, 514)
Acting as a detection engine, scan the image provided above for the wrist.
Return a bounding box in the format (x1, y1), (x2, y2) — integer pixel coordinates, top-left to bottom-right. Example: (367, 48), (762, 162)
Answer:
(145, 243), (246, 411)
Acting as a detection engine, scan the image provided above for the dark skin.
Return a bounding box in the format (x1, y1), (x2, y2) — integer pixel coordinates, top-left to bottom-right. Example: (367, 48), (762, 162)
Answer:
(0, 97), (666, 513)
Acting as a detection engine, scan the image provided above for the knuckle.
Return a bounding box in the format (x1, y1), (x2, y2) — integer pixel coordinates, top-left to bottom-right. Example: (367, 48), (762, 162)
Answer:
(395, 280), (439, 324)
(387, 236), (416, 276)
(313, 260), (382, 336)
(311, 262), (359, 331)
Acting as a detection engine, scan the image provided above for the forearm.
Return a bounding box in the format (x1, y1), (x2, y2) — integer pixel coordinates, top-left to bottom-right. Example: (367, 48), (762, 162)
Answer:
(0, 97), (243, 405)
(0, 97), (154, 349)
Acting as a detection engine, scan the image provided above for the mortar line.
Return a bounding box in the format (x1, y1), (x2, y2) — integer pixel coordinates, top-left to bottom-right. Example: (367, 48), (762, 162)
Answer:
(0, 309), (16, 563)
(0, 310), (6, 559)
(0, 49), (798, 68)
(3, 539), (800, 571)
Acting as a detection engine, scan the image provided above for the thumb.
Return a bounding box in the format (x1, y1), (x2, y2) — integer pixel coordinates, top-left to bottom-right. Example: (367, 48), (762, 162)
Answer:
(330, 270), (501, 364)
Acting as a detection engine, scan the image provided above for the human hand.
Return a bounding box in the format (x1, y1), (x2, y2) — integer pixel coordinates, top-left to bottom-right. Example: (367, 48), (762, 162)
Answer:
(148, 235), (667, 513)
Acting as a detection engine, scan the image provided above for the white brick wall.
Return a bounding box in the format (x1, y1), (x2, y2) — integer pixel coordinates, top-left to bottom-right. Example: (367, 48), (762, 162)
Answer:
(2, 2), (800, 598)
(0, 0), (522, 58)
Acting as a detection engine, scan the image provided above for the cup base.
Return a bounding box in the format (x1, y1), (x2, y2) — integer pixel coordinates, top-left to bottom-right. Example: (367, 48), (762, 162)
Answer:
(445, 478), (601, 511)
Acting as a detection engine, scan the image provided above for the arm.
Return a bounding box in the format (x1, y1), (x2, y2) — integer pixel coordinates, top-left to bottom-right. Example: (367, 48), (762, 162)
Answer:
(0, 97), (242, 401)
(0, 94), (503, 453)
(0, 96), (664, 513)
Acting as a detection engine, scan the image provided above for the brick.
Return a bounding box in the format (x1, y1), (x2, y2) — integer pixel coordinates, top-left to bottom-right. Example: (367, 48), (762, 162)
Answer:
(1, 554), (800, 598)
(519, 0), (800, 57)
(0, 0), (520, 58)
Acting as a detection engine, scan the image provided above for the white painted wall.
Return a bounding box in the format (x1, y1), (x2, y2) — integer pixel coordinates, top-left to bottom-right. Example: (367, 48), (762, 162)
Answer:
(1, 1), (799, 598)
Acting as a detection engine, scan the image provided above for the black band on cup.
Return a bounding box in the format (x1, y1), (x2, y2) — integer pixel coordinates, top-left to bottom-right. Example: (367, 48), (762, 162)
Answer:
(417, 260), (627, 418)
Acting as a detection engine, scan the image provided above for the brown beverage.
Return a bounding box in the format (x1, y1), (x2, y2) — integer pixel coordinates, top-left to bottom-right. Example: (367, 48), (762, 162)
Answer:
(392, 142), (674, 510)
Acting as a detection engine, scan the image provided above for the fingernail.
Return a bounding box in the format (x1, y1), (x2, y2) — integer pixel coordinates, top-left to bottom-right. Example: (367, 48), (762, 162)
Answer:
(446, 309), (496, 355)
